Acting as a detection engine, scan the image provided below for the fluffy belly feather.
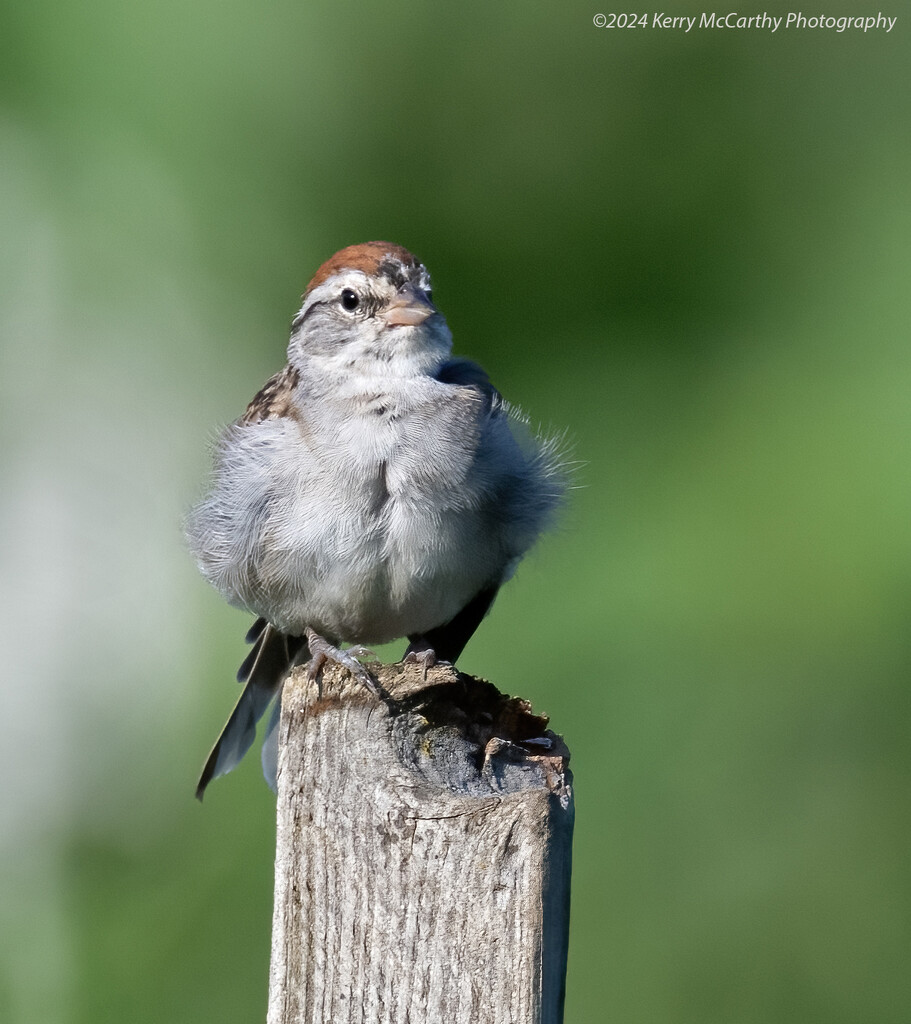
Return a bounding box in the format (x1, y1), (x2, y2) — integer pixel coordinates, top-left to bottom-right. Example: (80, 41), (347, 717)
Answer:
(240, 491), (501, 643)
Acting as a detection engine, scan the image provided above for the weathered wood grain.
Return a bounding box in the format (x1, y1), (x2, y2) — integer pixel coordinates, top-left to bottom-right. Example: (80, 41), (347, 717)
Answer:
(266, 660), (573, 1024)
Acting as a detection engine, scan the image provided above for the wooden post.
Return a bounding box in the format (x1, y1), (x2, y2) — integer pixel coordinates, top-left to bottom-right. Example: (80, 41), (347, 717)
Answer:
(266, 660), (574, 1024)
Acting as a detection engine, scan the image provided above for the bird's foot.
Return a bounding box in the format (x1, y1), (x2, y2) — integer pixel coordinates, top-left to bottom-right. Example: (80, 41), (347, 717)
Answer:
(305, 628), (378, 695)
(403, 640), (450, 680)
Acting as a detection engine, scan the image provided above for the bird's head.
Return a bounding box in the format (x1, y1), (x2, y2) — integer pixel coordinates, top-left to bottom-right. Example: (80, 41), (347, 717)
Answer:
(288, 242), (452, 380)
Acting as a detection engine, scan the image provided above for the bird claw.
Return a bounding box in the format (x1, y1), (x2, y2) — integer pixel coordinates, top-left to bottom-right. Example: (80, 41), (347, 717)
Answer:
(345, 644), (376, 662)
(403, 646), (449, 680)
(305, 629), (379, 695)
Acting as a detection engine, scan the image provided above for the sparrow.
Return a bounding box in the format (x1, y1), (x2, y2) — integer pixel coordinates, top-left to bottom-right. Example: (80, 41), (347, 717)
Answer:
(187, 241), (565, 798)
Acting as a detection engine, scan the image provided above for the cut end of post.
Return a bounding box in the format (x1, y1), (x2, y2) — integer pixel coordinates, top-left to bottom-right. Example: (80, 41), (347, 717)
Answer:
(280, 659), (572, 804)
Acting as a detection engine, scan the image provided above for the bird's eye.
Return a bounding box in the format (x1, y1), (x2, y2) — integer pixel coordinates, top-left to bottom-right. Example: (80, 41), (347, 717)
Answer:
(425, 289), (433, 303)
(340, 289), (359, 311)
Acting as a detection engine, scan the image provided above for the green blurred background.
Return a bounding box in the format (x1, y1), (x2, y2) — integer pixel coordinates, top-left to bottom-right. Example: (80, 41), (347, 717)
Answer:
(1, 1), (909, 1021)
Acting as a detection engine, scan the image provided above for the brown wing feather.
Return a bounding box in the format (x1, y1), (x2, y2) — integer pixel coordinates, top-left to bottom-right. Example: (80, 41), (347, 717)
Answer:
(241, 364), (300, 425)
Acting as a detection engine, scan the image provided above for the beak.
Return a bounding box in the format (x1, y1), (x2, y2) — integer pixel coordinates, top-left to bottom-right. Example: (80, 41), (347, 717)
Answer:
(382, 288), (436, 327)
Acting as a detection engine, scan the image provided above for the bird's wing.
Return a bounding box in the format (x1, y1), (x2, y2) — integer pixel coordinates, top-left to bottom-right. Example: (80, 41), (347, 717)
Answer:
(434, 357), (504, 417)
(241, 364), (300, 425)
(405, 585), (500, 665)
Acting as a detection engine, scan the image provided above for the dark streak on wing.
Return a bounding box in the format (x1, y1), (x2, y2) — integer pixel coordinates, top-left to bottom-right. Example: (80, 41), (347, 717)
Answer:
(241, 364), (300, 425)
(405, 585), (500, 665)
(435, 358), (503, 417)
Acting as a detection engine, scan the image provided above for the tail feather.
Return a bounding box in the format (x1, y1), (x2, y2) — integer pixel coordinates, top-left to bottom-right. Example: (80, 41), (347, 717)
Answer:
(196, 624), (305, 799)
(260, 695), (284, 793)
(236, 622), (267, 683)
(244, 616), (268, 646)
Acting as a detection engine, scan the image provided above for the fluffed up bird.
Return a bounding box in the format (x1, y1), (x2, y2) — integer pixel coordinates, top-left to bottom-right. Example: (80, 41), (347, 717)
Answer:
(187, 242), (566, 798)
